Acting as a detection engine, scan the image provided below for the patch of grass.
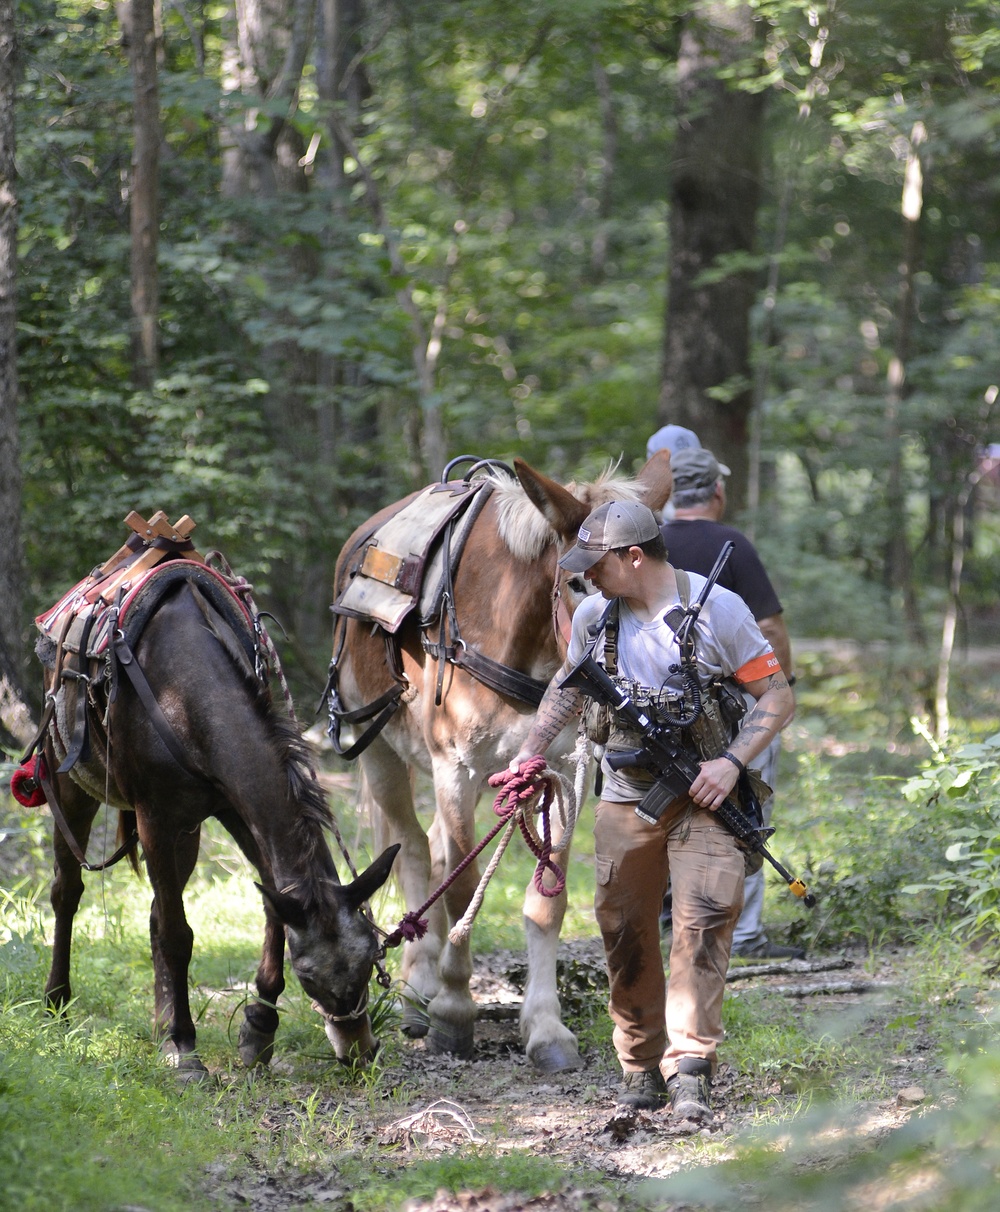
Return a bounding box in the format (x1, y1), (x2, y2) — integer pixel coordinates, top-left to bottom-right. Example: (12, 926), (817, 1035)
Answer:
(722, 989), (891, 1105)
(0, 996), (258, 1212)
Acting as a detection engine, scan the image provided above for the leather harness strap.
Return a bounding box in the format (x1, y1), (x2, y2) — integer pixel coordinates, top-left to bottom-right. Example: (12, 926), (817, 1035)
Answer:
(325, 475), (553, 754)
(37, 751), (140, 872)
(110, 627), (208, 782)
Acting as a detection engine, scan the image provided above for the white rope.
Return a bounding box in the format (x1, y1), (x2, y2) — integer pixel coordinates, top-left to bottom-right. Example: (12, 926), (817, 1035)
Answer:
(446, 754), (584, 947)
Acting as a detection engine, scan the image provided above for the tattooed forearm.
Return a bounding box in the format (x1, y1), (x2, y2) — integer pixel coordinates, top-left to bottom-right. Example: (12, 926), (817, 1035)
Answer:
(521, 683), (584, 757)
(727, 681), (794, 766)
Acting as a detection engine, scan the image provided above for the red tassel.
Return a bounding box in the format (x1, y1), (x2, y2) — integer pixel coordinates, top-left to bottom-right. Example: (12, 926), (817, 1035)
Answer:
(10, 755), (47, 808)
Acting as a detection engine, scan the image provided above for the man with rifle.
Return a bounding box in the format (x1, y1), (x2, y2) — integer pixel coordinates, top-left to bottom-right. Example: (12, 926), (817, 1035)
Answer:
(500, 499), (795, 1119)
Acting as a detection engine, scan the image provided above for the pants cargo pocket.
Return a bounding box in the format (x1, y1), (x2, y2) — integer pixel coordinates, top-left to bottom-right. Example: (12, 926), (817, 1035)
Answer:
(595, 855), (615, 887)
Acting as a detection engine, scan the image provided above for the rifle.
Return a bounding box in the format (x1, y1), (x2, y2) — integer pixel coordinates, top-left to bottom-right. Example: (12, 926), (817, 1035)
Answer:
(558, 653), (816, 907)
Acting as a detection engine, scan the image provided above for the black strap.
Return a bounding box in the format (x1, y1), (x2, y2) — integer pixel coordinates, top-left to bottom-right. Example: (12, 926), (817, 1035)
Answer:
(586, 598), (620, 675)
(111, 630), (207, 780)
(38, 752), (140, 872)
(19, 694), (56, 764)
(56, 609), (100, 774)
(320, 637), (407, 760)
(449, 644), (548, 706)
(330, 689), (405, 759)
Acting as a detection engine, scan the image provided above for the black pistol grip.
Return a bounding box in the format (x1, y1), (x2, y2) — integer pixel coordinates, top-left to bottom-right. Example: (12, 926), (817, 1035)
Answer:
(605, 748), (648, 771)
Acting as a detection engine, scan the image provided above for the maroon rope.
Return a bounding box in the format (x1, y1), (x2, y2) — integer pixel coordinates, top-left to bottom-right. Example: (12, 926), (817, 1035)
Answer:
(381, 755), (565, 950)
(489, 757), (566, 898)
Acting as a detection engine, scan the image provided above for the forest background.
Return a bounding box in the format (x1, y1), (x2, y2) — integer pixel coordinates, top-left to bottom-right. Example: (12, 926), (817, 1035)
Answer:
(2, 2), (1000, 1209)
(0, 0), (998, 727)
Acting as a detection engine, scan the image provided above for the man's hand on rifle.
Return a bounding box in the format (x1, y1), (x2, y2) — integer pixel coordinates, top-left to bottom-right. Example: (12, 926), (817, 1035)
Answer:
(688, 756), (741, 811)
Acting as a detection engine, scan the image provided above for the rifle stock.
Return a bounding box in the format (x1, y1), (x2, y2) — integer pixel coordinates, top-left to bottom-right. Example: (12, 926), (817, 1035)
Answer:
(560, 653), (816, 908)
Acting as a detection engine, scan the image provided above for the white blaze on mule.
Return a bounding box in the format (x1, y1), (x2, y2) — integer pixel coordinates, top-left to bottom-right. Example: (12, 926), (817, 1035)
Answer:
(331, 453), (673, 1071)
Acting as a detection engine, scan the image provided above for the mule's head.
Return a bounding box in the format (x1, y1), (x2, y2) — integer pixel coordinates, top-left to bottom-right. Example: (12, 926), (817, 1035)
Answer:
(507, 450), (674, 649)
(258, 843), (399, 1064)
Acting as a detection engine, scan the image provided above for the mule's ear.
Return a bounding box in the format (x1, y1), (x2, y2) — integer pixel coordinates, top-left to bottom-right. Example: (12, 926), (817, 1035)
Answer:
(514, 458), (590, 540)
(636, 449), (673, 513)
(343, 843), (400, 912)
(256, 882), (308, 930)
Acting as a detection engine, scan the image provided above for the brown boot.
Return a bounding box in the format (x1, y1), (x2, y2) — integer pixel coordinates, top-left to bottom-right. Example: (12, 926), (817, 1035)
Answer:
(617, 1068), (668, 1110)
(666, 1059), (712, 1121)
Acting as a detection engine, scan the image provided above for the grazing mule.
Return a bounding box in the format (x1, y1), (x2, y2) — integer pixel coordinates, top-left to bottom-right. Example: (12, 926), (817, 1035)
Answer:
(33, 567), (398, 1079)
(328, 453), (672, 1071)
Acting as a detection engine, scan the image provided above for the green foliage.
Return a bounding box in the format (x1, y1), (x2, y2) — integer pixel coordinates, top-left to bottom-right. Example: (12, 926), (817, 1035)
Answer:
(900, 730), (1000, 948)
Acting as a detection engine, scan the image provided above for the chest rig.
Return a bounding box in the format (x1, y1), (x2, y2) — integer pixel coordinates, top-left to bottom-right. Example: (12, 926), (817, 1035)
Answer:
(582, 570), (745, 761)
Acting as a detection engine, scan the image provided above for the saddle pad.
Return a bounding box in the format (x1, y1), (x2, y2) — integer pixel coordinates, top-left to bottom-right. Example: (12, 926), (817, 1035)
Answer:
(36, 559), (255, 663)
(334, 480), (488, 633)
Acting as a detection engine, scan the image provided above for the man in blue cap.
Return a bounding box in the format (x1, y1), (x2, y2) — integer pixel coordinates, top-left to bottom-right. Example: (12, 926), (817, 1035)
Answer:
(646, 424), (702, 462)
(659, 443), (803, 961)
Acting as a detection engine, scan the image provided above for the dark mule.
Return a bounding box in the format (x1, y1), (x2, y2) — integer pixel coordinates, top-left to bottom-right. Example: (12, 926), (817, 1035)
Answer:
(36, 571), (397, 1079)
(328, 454), (672, 1071)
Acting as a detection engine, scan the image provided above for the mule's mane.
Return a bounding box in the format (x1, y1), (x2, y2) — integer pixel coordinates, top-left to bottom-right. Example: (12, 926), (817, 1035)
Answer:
(197, 586), (335, 876)
(489, 463), (647, 562)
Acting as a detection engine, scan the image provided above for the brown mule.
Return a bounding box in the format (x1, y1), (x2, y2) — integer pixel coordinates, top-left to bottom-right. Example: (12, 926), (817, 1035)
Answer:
(329, 453), (672, 1071)
(38, 574), (398, 1080)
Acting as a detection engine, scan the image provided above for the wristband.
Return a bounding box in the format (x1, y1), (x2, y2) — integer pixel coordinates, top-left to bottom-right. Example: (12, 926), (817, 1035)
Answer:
(720, 750), (745, 776)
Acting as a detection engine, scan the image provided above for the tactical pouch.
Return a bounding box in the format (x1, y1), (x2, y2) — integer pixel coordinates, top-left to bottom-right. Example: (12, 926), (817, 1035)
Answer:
(582, 698), (612, 746)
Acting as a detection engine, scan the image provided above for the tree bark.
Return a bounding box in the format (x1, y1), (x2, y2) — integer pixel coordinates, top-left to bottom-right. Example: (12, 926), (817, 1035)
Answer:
(658, 2), (765, 514)
(0, 0), (33, 746)
(884, 124), (924, 618)
(129, 0), (161, 387)
(221, 0), (315, 197)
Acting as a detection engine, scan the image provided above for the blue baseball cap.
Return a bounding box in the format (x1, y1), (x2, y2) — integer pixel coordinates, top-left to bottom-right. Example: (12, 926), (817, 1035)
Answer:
(646, 424), (701, 461)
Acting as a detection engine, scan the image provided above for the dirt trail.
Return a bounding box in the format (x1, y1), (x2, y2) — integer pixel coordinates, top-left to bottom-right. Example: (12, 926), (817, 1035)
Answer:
(209, 940), (944, 1211)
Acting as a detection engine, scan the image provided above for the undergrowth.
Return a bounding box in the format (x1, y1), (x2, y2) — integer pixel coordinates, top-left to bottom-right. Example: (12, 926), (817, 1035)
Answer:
(1, 645), (999, 1209)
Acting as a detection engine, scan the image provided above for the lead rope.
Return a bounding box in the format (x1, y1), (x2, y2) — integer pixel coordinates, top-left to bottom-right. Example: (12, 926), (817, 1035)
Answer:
(379, 750), (582, 954)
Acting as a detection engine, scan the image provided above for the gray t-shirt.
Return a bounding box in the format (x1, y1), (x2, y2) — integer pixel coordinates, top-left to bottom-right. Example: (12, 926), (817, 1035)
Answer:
(567, 572), (776, 802)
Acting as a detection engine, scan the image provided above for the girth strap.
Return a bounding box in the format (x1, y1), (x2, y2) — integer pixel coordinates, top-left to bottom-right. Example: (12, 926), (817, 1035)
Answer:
(37, 752), (140, 871)
(421, 638), (548, 707)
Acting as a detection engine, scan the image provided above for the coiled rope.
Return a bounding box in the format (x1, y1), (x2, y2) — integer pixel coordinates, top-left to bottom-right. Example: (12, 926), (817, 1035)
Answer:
(381, 747), (583, 952)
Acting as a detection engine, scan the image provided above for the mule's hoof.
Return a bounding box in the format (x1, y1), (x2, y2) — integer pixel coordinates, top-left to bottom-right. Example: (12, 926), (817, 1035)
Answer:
(528, 1040), (584, 1073)
(162, 1042), (210, 1082)
(426, 1022), (475, 1059)
(238, 1022), (275, 1068)
(400, 1001), (430, 1039)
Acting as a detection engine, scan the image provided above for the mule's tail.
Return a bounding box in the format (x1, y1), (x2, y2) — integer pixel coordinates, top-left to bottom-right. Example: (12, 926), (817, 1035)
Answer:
(120, 810), (143, 875)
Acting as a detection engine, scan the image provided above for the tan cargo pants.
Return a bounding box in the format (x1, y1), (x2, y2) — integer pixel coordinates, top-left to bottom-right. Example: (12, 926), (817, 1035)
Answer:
(593, 796), (745, 1080)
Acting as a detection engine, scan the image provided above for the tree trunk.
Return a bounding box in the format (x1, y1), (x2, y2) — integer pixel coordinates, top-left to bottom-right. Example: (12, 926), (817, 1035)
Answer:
(221, 0), (315, 198)
(658, 2), (765, 514)
(128, 0), (161, 387)
(885, 122), (926, 645)
(0, 0), (33, 746)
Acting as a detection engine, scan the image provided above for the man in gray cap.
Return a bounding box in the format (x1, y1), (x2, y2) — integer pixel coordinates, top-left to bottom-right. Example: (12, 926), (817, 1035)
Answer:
(501, 498), (794, 1119)
(662, 447), (801, 960)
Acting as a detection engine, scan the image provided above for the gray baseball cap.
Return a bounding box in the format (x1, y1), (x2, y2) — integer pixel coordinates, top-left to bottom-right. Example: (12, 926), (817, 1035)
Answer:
(558, 500), (660, 574)
(646, 424), (701, 461)
(670, 447), (731, 493)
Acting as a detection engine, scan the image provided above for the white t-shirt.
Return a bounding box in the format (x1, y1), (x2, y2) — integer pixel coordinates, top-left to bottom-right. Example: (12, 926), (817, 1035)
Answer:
(566, 572), (777, 802)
